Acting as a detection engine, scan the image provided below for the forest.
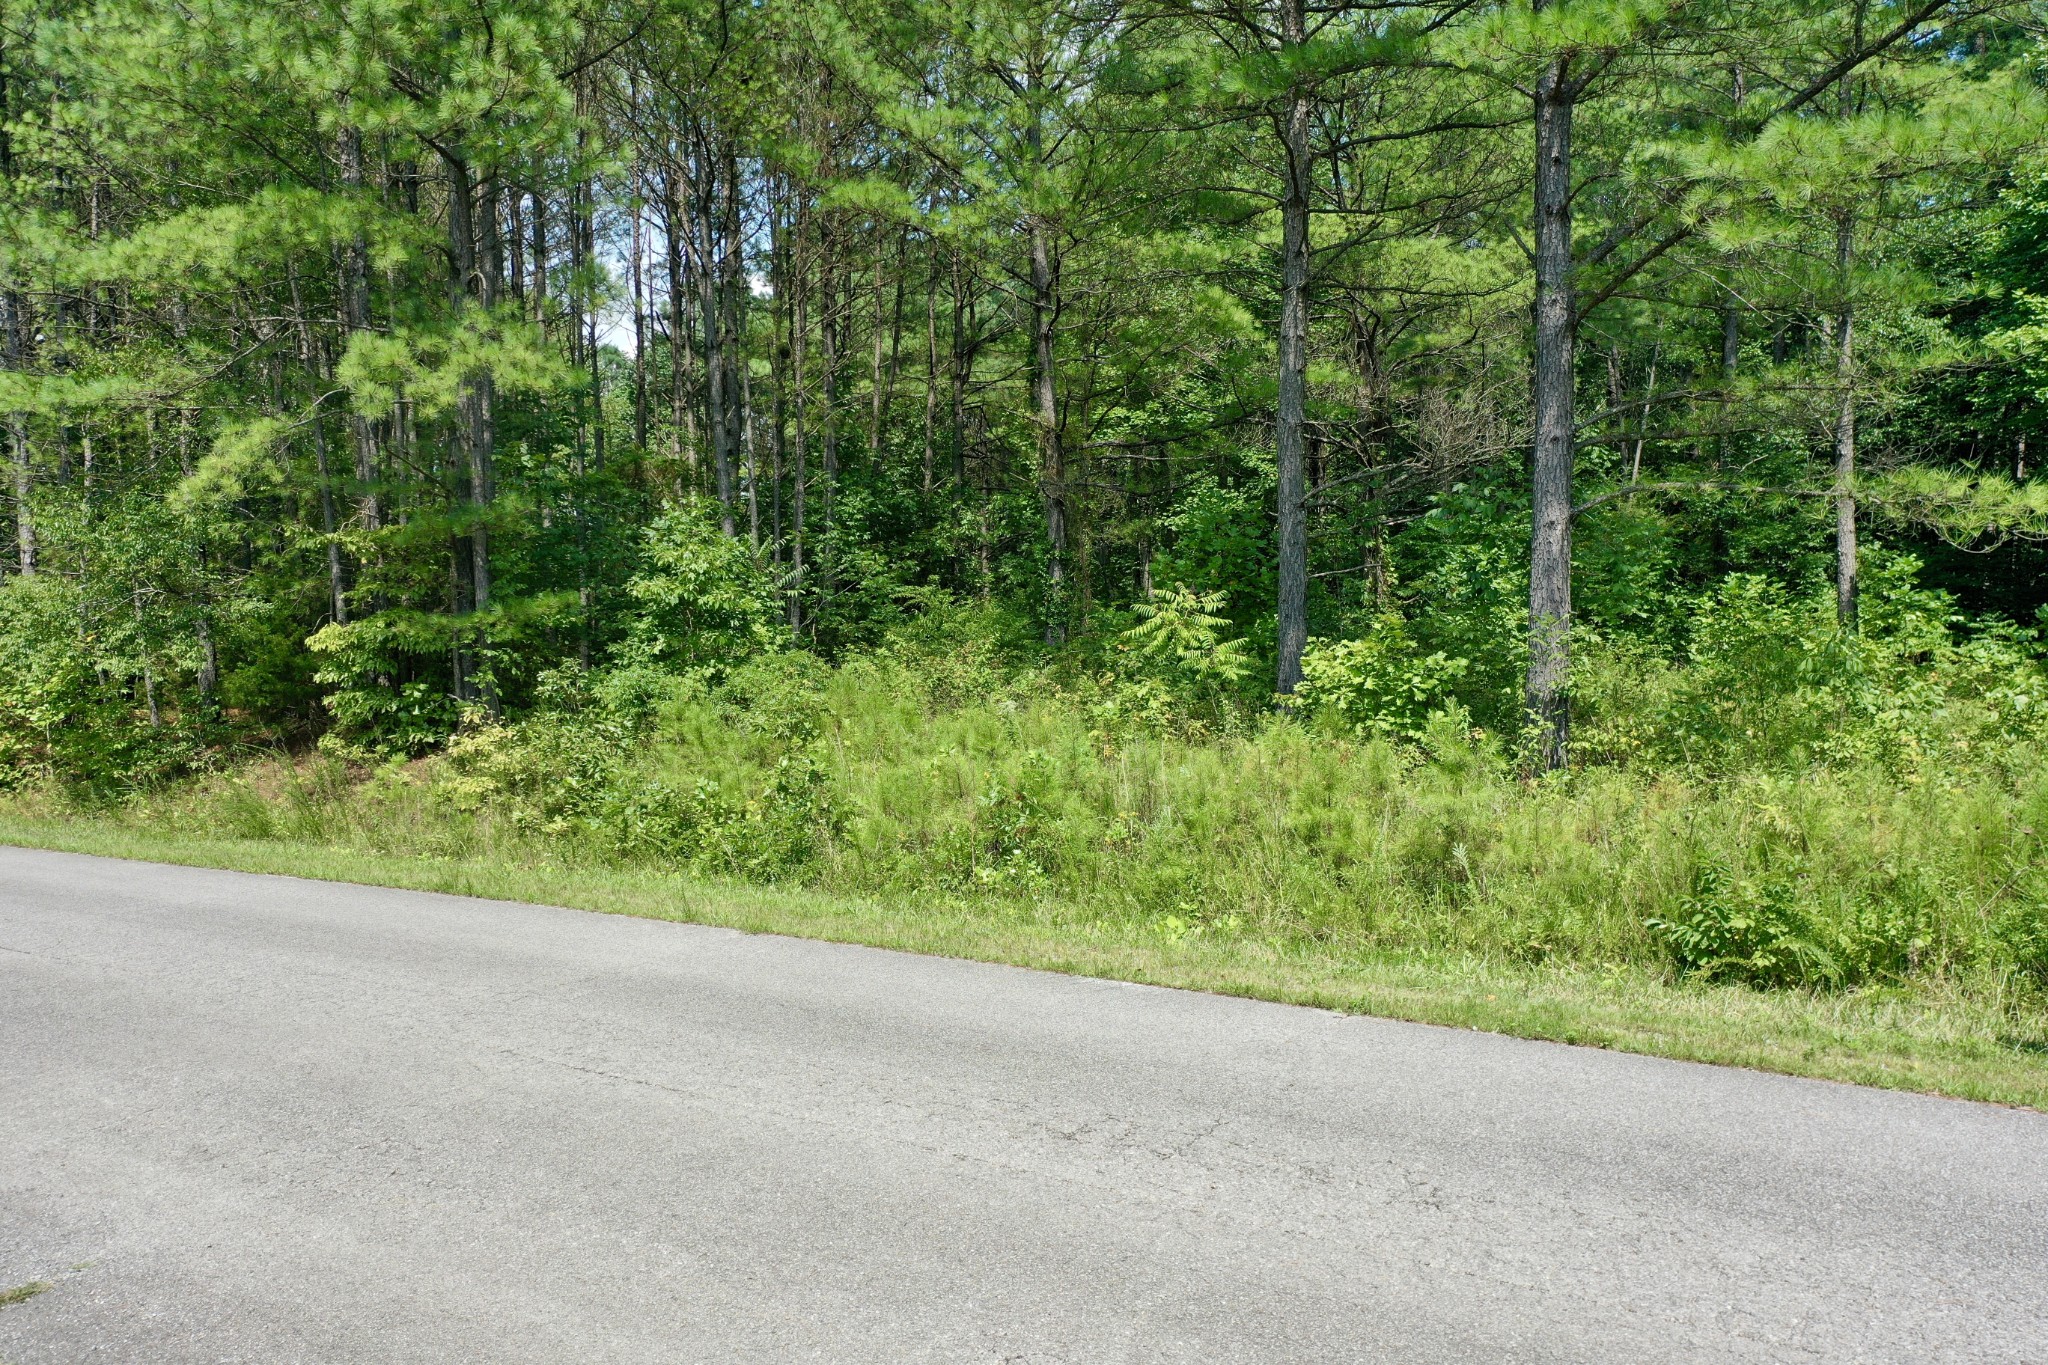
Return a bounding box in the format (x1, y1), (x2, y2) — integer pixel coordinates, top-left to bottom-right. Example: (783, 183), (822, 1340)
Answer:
(5, 0), (2048, 1094)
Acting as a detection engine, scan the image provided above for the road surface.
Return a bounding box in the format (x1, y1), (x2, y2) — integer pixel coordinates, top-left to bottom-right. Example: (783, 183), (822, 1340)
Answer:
(2, 845), (2044, 1362)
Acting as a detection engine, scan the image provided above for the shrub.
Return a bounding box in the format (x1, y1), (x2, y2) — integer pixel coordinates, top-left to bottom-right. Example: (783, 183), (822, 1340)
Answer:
(1992, 901), (2048, 991)
(1647, 861), (1842, 989)
(614, 501), (780, 674)
(1297, 616), (1469, 743)
(0, 574), (212, 794)
(1151, 476), (1273, 621)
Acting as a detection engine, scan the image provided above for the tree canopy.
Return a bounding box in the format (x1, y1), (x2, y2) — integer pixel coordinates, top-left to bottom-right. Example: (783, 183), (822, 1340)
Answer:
(2, 0), (2045, 780)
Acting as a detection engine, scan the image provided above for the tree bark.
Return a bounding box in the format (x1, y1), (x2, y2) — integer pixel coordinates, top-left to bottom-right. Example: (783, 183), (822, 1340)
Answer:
(950, 251), (969, 489)
(1029, 211), (1066, 646)
(339, 124), (381, 537)
(442, 151), (492, 617)
(288, 265), (347, 625)
(1273, 0), (1312, 697)
(870, 245), (887, 465)
(195, 614), (218, 699)
(312, 410), (347, 626)
(788, 196), (811, 636)
(663, 184), (697, 478)
(1833, 215), (1858, 630)
(580, 173), (602, 475)
(1718, 292), (1739, 469)
(1526, 38), (1576, 772)
(694, 150), (735, 533)
(819, 230), (840, 549)
(7, 411), (28, 576)
(923, 248), (939, 494)
(0, 44), (25, 576)
(631, 159), (649, 452)
(720, 143), (748, 527)
(743, 361), (760, 550)
(505, 184), (526, 310)
(530, 185), (549, 320)
(769, 182), (791, 564)
(3, 289), (31, 577)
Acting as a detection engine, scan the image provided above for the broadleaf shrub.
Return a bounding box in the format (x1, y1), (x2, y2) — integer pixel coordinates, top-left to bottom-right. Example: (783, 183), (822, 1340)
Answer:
(1297, 616), (1469, 742)
(1647, 862), (1843, 989)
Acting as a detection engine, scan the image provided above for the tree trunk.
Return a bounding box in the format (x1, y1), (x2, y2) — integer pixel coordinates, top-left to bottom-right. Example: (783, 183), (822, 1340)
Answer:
(530, 185), (548, 319)
(720, 144), (748, 528)
(819, 235), (840, 546)
(443, 152), (492, 617)
(694, 154), (735, 533)
(789, 201), (811, 637)
(663, 184), (697, 478)
(339, 124), (381, 536)
(769, 183), (790, 564)
(743, 363), (760, 550)
(7, 410), (28, 576)
(1526, 42), (1576, 772)
(195, 613), (218, 699)
(1718, 292), (1739, 470)
(1833, 216), (1858, 630)
(870, 245), (887, 464)
(505, 184), (526, 310)
(0, 47), (25, 575)
(950, 251), (969, 489)
(631, 159), (649, 452)
(313, 411), (347, 625)
(1273, 0), (1312, 697)
(580, 174), (603, 474)
(3, 290), (31, 577)
(289, 265), (347, 625)
(1029, 212), (1066, 646)
(923, 250), (939, 494)
(884, 233), (906, 437)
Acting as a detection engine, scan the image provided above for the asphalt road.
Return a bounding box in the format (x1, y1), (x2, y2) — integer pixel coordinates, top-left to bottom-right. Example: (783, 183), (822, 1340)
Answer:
(2, 846), (2044, 1363)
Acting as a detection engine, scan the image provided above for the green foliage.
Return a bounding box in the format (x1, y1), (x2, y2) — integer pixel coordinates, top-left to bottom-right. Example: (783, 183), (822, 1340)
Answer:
(1648, 862), (1842, 990)
(1120, 586), (1252, 688)
(1395, 481), (1531, 733)
(1151, 477), (1274, 620)
(1576, 553), (2048, 776)
(616, 502), (781, 673)
(1296, 617), (1469, 742)
(307, 614), (466, 759)
(0, 569), (211, 796)
(1992, 901), (2048, 992)
(4, 0), (2048, 1064)
(423, 652), (846, 881)
(71, 585), (2048, 1066)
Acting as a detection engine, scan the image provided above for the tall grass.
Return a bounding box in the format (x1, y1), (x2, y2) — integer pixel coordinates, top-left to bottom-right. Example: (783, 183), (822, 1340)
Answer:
(61, 635), (2041, 1033)
(7, 559), (2046, 1092)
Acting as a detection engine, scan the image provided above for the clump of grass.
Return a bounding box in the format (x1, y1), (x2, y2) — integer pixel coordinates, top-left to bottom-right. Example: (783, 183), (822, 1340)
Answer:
(0, 1281), (51, 1309)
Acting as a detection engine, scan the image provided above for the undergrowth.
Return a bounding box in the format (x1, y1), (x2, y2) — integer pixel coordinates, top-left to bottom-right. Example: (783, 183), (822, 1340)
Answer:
(8, 557), (2048, 1064)
(11, 608), (2039, 1049)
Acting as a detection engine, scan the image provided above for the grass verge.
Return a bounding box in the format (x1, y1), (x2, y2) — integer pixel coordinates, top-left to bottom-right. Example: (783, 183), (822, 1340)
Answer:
(4, 812), (2044, 1111)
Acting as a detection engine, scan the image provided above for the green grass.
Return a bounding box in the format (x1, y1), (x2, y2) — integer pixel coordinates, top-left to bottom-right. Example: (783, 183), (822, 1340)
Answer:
(0, 1283), (50, 1311)
(6, 811), (2046, 1111)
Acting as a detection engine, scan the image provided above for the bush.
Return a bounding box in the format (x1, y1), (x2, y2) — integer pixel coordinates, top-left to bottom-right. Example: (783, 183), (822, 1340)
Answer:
(1992, 901), (2048, 991)
(1575, 555), (2048, 778)
(1647, 861), (1842, 989)
(1297, 617), (1469, 742)
(614, 501), (781, 674)
(0, 574), (212, 795)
